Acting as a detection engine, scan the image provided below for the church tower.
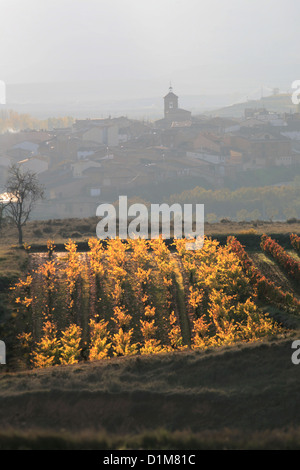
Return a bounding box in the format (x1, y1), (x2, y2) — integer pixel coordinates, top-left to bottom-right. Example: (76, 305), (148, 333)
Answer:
(155, 84), (191, 128)
(164, 85), (179, 118)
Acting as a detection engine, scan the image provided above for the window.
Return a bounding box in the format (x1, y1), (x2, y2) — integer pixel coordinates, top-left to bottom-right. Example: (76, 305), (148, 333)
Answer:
(90, 188), (101, 197)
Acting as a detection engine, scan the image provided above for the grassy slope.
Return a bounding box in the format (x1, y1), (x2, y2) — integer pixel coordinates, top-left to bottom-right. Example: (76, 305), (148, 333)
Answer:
(0, 334), (300, 449)
(0, 247), (28, 331)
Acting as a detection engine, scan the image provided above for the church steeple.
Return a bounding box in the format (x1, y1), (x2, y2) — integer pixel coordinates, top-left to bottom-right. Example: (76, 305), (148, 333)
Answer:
(159, 84), (192, 126)
(164, 84), (179, 117)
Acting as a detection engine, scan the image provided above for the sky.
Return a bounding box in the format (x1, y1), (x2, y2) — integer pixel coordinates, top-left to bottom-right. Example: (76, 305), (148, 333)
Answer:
(0, 0), (300, 99)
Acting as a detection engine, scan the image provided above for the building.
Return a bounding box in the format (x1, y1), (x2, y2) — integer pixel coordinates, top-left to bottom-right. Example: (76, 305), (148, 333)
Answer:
(71, 159), (102, 178)
(73, 118), (119, 147)
(155, 86), (192, 129)
(18, 156), (49, 175)
(164, 85), (192, 123)
(223, 131), (293, 169)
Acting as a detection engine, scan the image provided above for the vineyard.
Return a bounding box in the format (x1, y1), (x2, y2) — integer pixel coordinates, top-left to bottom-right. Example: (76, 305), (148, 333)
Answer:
(9, 232), (300, 370)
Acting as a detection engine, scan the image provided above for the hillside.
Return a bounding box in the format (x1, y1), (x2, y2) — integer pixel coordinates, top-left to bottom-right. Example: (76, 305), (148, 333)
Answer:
(1, 219), (300, 449)
(207, 93), (296, 118)
(1, 335), (300, 450)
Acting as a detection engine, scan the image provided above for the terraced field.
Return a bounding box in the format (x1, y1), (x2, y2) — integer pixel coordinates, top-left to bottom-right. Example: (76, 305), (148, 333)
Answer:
(1, 229), (300, 449)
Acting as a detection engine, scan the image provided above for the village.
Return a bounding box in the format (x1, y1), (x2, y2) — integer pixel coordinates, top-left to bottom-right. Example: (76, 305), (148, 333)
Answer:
(1, 86), (300, 220)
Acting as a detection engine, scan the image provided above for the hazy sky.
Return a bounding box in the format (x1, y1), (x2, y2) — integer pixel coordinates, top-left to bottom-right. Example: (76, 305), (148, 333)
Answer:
(1, 0), (300, 98)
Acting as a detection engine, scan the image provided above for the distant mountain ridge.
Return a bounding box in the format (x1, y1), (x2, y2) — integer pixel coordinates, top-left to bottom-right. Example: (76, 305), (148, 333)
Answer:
(0, 81), (296, 120)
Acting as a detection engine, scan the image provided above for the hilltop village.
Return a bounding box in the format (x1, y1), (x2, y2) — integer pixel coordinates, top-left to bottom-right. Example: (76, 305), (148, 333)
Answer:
(1, 86), (300, 219)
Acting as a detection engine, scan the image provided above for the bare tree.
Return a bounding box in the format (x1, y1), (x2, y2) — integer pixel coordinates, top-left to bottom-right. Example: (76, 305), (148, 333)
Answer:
(0, 198), (9, 233)
(5, 164), (45, 245)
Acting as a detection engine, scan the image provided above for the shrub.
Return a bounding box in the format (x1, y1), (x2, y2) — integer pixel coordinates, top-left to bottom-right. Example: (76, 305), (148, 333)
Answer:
(112, 328), (138, 357)
(89, 319), (111, 361)
(261, 234), (300, 282)
(31, 321), (60, 368)
(43, 226), (53, 234)
(227, 235), (300, 313)
(59, 324), (82, 365)
(33, 229), (43, 238)
(291, 233), (300, 254)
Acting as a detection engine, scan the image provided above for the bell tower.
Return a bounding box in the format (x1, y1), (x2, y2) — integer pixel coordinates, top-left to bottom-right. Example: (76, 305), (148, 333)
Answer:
(164, 84), (179, 118)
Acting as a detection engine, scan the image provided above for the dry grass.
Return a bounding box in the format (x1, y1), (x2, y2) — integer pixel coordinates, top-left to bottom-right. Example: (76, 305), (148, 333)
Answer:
(0, 247), (28, 277)
(0, 217), (299, 248)
(2, 427), (300, 450)
(0, 335), (300, 449)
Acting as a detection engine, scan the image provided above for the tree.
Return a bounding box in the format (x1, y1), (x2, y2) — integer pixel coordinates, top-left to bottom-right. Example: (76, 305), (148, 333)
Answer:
(0, 198), (9, 234)
(4, 165), (45, 245)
